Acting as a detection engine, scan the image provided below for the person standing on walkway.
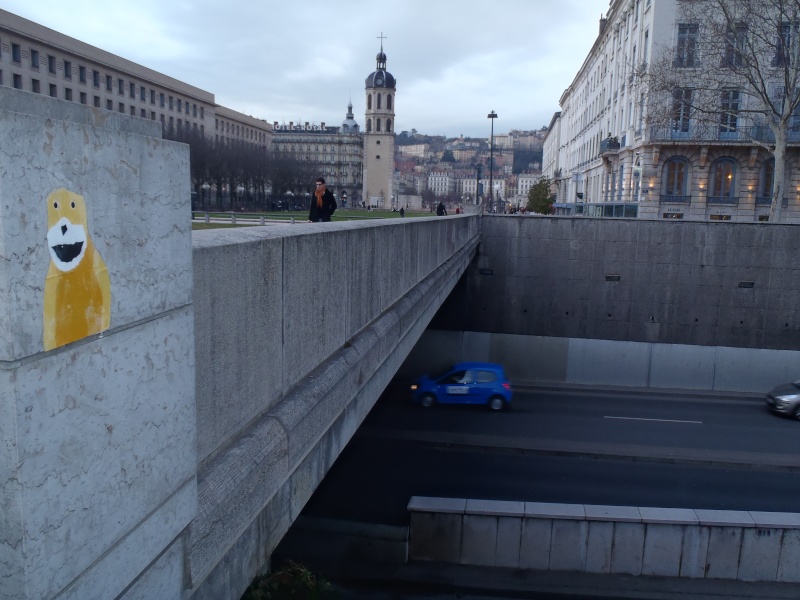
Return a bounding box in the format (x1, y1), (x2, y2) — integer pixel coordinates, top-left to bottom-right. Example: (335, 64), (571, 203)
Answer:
(308, 177), (337, 222)
(436, 201), (447, 216)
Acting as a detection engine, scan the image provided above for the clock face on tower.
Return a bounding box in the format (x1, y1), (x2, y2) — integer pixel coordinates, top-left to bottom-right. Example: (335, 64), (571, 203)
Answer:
(375, 76), (384, 86)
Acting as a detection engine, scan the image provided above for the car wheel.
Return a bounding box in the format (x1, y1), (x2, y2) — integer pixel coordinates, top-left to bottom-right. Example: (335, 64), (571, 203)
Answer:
(488, 396), (505, 411)
(420, 394), (435, 408)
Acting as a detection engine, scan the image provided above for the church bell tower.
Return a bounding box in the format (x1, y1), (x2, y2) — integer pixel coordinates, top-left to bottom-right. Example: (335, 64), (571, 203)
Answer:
(362, 36), (396, 208)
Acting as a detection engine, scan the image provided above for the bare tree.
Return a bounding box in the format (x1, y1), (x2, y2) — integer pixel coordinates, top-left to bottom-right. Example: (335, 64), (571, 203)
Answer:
(646, 0), (800, 220)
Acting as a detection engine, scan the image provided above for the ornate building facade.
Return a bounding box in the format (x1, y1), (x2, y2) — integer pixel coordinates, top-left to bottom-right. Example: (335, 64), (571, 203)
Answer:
(543, 0), (800, 222)
(271, 102), (363, 207)
(362, 43), (396, 208)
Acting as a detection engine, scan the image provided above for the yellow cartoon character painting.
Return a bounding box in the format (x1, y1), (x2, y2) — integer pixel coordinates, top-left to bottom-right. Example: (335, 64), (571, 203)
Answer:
(43, 188), (111, 350)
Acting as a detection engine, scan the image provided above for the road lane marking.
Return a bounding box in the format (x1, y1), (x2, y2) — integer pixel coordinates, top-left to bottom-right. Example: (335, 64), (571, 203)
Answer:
(604, 416), (703, 424)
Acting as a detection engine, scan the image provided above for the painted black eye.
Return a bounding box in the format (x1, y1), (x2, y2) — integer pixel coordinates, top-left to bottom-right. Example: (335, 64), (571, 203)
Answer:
(53, 202), (58, 209)
(71, 202), (75, 208)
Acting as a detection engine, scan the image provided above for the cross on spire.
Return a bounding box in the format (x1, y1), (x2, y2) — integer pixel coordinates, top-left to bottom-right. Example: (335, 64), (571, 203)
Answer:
(377, 32), (387, 51)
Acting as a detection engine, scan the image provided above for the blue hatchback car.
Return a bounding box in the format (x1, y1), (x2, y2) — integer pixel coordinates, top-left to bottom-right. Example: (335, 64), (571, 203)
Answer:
(410, 362), (512, 410)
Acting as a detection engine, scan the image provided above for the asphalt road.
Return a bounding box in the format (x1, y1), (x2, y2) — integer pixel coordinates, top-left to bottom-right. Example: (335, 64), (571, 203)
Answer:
(301, 384), (800, 526)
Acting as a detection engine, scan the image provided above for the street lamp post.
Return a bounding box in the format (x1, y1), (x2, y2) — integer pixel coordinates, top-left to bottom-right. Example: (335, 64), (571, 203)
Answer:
(236, 185), (245, 211)
(487, 110), (498, 213)
(201, 182), (210, 211)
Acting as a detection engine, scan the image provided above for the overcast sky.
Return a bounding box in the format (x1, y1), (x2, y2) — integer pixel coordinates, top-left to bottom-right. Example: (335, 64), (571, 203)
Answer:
(4, 0), (608, 138)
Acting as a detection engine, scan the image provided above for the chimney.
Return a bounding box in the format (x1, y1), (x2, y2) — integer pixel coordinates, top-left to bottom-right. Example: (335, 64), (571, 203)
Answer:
(321, 122), (325, 129)
(305, 122), (309, 129)
(273, 121), (278, 128)
(289, 121), (293, 128)
(599, 16), (607, 35)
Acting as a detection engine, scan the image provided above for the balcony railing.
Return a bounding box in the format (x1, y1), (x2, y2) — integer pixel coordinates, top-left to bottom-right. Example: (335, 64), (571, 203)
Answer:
(599, 137), (621, 154)
(706, 196), (739, 205)
(650, 124), (800, 143)
(660, 194), (692, 204)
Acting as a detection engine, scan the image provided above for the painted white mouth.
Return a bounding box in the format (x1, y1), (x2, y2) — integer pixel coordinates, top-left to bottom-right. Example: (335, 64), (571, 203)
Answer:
(47, 217), (88, 272)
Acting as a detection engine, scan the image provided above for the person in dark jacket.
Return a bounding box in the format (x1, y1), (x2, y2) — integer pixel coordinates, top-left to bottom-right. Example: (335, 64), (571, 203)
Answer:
(436, 201), (447, 216)
(308, 177), (337, 222)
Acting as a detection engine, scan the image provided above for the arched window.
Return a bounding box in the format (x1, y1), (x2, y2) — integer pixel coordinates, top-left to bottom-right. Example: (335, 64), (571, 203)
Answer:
(708, 158), (737, 202)
(758, 158), (774, 204)
(386, 118), (392, 132)
(387, 94), (392, 110)
(376, 118), (381, 132)
(367, 94), (372, 110)
(377, 94), (382, 109)
(366, 118), (372, 132)
(662, 157), (689, 202)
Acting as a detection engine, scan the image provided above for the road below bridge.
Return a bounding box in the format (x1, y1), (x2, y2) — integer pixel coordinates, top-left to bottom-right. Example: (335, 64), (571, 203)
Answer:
(302, 383), (800, 526)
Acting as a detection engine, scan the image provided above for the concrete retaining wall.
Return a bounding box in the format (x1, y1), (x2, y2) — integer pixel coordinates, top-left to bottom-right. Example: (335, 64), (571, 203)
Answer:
(0, 89), (196, 600)
(434, 216), (800, 352)
(408, 497), (800, 583)
(399, 330), (800, 392)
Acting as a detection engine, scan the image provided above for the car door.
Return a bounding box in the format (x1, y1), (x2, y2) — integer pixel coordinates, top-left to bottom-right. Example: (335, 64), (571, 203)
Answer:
(437, 369), (472, 404)
(473, 369), (498, 404)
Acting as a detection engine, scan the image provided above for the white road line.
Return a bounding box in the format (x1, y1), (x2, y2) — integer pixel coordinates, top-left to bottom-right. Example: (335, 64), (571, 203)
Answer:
(604, 416), (703, 424)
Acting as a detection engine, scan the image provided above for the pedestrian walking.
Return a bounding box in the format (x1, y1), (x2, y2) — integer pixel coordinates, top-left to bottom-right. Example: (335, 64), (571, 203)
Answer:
(308, 177), (337, 222)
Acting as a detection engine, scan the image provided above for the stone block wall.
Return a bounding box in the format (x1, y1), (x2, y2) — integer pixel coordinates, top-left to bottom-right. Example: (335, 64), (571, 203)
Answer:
(0, 88), (196, 600)
(408, 497), (800, 583)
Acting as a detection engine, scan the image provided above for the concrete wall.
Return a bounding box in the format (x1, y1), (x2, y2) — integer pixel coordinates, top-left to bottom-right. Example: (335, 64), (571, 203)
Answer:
(399, 331), (800, 392)
(436, 216), (800, 351)
(187, 216), (479, 598)
(0, 88), (196, 600)
(410, 216), (800, 392)
(408, 497), (800, 583)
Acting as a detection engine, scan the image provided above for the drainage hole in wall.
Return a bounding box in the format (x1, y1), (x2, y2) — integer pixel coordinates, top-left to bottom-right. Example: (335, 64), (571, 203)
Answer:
(740, 321), (744, 325)
(694, 318), (699, 323)
(607, 313), (612, 318)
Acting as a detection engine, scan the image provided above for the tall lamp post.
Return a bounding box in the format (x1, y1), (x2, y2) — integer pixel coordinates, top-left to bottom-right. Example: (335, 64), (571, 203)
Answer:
(201, 182), (210, 211)
(487, 110), (498, 213)
(236, 185), (245, 212)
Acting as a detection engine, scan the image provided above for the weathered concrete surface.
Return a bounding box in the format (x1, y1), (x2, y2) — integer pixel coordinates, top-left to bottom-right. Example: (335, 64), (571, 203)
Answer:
(0, 88), (196, 600)
(416, 216), (800, 392)
(409, 497), (800, 584)
(187, 216), (479, 598)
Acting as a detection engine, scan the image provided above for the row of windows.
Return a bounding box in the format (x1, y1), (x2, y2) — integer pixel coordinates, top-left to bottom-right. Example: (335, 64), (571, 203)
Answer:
(674, 21), (800, 69)
(662, 156), (774, 201)
(670, 87), (800, 134)
(366, 92), (393, 111)
(365, 117), (392, 133)
(213, 118), (268, 143)
(1, 37), (205, 119)
(0, 68), (207, 132)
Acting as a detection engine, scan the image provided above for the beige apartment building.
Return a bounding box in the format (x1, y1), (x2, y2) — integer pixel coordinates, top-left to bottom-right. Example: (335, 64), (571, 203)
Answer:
(0, 9), (271, 150)
(271, 102), (364, 206)
(543, 0), (800, 222)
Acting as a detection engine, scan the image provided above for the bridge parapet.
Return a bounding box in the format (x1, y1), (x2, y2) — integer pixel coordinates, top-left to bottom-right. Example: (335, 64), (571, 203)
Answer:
(188, 217), (479, 597)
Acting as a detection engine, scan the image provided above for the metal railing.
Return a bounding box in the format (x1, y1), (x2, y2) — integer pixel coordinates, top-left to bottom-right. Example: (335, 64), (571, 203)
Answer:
(650, 124), (800, 144)
(660, 194), (692, 204)
(599, 137), (621, 154)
